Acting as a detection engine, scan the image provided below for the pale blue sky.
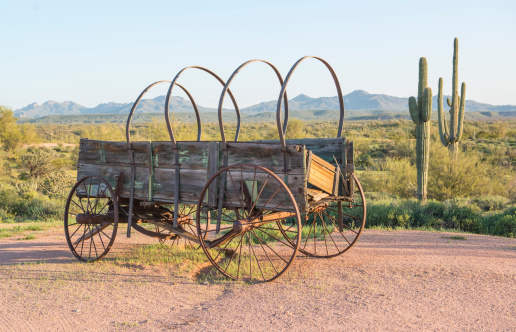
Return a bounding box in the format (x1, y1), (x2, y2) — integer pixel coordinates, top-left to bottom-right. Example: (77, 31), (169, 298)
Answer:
(1, 0), (515, 110)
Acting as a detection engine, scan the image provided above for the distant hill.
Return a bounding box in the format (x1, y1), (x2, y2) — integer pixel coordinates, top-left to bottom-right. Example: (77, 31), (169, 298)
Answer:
(14, 96), (214, 118)
(18, 109), (516, 125)
(14, 90), (516, 119)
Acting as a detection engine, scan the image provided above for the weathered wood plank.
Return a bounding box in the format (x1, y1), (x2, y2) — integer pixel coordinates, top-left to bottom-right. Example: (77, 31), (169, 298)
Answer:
(225, 142), (305, 175)
(79, 139), (149, 166)
(251, 138), (345, 164)
(77, 163), (150, 200)
(308, 160), (335, 194)
(152, 168), (209, 204)
(207, 142), (220, 207)
(152, 141), (211, 170)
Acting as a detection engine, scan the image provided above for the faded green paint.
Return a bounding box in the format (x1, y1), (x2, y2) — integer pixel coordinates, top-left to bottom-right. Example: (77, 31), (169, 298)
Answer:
(177, 144), (209, 167)
(100, 143), (106, 164)
(148, 142), (154, 201)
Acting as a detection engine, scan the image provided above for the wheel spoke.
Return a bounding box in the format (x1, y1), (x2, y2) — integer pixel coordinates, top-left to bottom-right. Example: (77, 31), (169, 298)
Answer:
(250, 230), (278, 276)
(250, 229), (288, 265)
(302, 217), (316, 251)
(323, 210), (357, 237)
(321, 215), (341, 252)
(255, 226), (295, 252)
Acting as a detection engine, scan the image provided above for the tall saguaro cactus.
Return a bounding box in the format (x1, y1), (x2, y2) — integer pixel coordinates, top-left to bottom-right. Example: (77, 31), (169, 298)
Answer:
(409, 58), (433, 203)
(438, 37), (466, 159)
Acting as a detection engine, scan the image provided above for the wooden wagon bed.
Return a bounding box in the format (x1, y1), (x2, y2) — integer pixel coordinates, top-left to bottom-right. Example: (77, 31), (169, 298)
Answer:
(77, 137), (354, 212)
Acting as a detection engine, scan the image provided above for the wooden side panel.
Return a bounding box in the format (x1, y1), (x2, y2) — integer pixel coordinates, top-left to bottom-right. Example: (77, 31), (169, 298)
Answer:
(221, 171), (306, 212)
(346, 140), (354, 174)
(207, 142), (220, 207)
(77, 163), (149, 200)
(225, 142), (304, 175)
(251, 138), (345, 164)
(152, 141), (211, 170)
(152, 168), (209, 204)
(308, 154), (336, 194)
(79, 139), (149, 166)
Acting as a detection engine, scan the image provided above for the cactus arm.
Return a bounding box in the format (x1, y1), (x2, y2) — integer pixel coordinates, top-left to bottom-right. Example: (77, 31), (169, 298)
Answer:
(437, 77), (450, 146)
(409, 97), (420, 124)
(455, 82), (466, 142)
(447, 98), (452, 107)
(421, 87), (432, 122)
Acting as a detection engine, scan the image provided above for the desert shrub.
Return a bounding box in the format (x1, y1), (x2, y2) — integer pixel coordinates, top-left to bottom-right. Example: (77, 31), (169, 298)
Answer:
(39, 172), (75, 198)
(18, 148), (59, 182)
(287, 119), (307, 139)
(0, 187), (62, 221)
(365, 198), (484, 233)
(489, 207), (516, 238)
(472, 195), (509, 211)
(0, 208), (16, 223)
(360, 157), (416, 198)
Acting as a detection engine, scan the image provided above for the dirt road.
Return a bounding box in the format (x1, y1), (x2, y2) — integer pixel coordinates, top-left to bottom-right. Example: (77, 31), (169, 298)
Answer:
(0, 229), (515, 331)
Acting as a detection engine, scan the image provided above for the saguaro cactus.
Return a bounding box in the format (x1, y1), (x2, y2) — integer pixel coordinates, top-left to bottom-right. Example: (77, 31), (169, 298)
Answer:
(409, 58), (432, 203)
(438, 37), (466, 159)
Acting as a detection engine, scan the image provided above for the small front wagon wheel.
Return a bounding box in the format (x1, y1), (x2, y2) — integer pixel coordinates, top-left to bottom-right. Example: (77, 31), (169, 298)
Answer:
(64, 176), (118, 262)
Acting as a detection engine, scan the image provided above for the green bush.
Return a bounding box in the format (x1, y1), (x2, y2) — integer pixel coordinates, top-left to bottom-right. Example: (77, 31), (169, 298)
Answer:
(472, 195), (508, 211)
(490, 207), (516, 238)
(0, 188), (62, 221)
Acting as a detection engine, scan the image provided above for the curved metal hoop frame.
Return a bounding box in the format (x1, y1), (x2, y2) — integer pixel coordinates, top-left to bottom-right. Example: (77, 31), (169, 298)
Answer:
(217, 59), (289, 143)
(275, 56), (345, 148)
(165, 66), (241, 148)
(125, 80), (202, 145)
(125, 80), (203, 237)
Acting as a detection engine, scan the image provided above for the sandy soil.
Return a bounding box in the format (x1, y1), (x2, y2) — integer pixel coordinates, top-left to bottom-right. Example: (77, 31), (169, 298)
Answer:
(0, 229), (515, 331)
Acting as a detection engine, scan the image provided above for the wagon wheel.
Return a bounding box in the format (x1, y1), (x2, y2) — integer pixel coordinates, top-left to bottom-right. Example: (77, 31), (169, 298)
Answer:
(286, 173), (366, 258)
(196, 164), (301, 283)
(64, 176), (118, 262)
(155, 204), (200, 249)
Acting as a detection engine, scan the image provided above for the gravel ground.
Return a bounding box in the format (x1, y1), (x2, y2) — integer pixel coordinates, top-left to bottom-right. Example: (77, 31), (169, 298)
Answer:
(0, 229), (515, 331)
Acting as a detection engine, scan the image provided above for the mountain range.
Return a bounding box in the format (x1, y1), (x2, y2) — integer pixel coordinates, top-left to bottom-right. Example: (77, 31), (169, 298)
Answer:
(13, 90), (516, 119)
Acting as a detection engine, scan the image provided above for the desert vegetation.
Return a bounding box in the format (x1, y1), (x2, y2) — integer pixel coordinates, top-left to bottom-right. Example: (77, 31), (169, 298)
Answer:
(1, 103), (515, 238)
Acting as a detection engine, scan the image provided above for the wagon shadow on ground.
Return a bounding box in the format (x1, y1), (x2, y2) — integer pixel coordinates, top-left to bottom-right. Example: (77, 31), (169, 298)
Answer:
(0, 237), (319, 286)
(0, 240), (73, 265)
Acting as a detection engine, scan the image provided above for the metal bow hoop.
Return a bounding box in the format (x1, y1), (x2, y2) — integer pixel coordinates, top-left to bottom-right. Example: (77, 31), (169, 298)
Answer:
(276, 56), (345, 149)
(125, 80), (202, 237)
(125, 80), (202, 146)
(217, 59), (289, 143)
(165, 66), (241, 148)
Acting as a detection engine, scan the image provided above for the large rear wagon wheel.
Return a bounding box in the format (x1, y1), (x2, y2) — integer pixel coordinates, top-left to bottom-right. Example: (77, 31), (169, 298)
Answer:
(289, 173), (366, 258)
(64, 176), (118, 262)
(196, 164), (301, 283)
